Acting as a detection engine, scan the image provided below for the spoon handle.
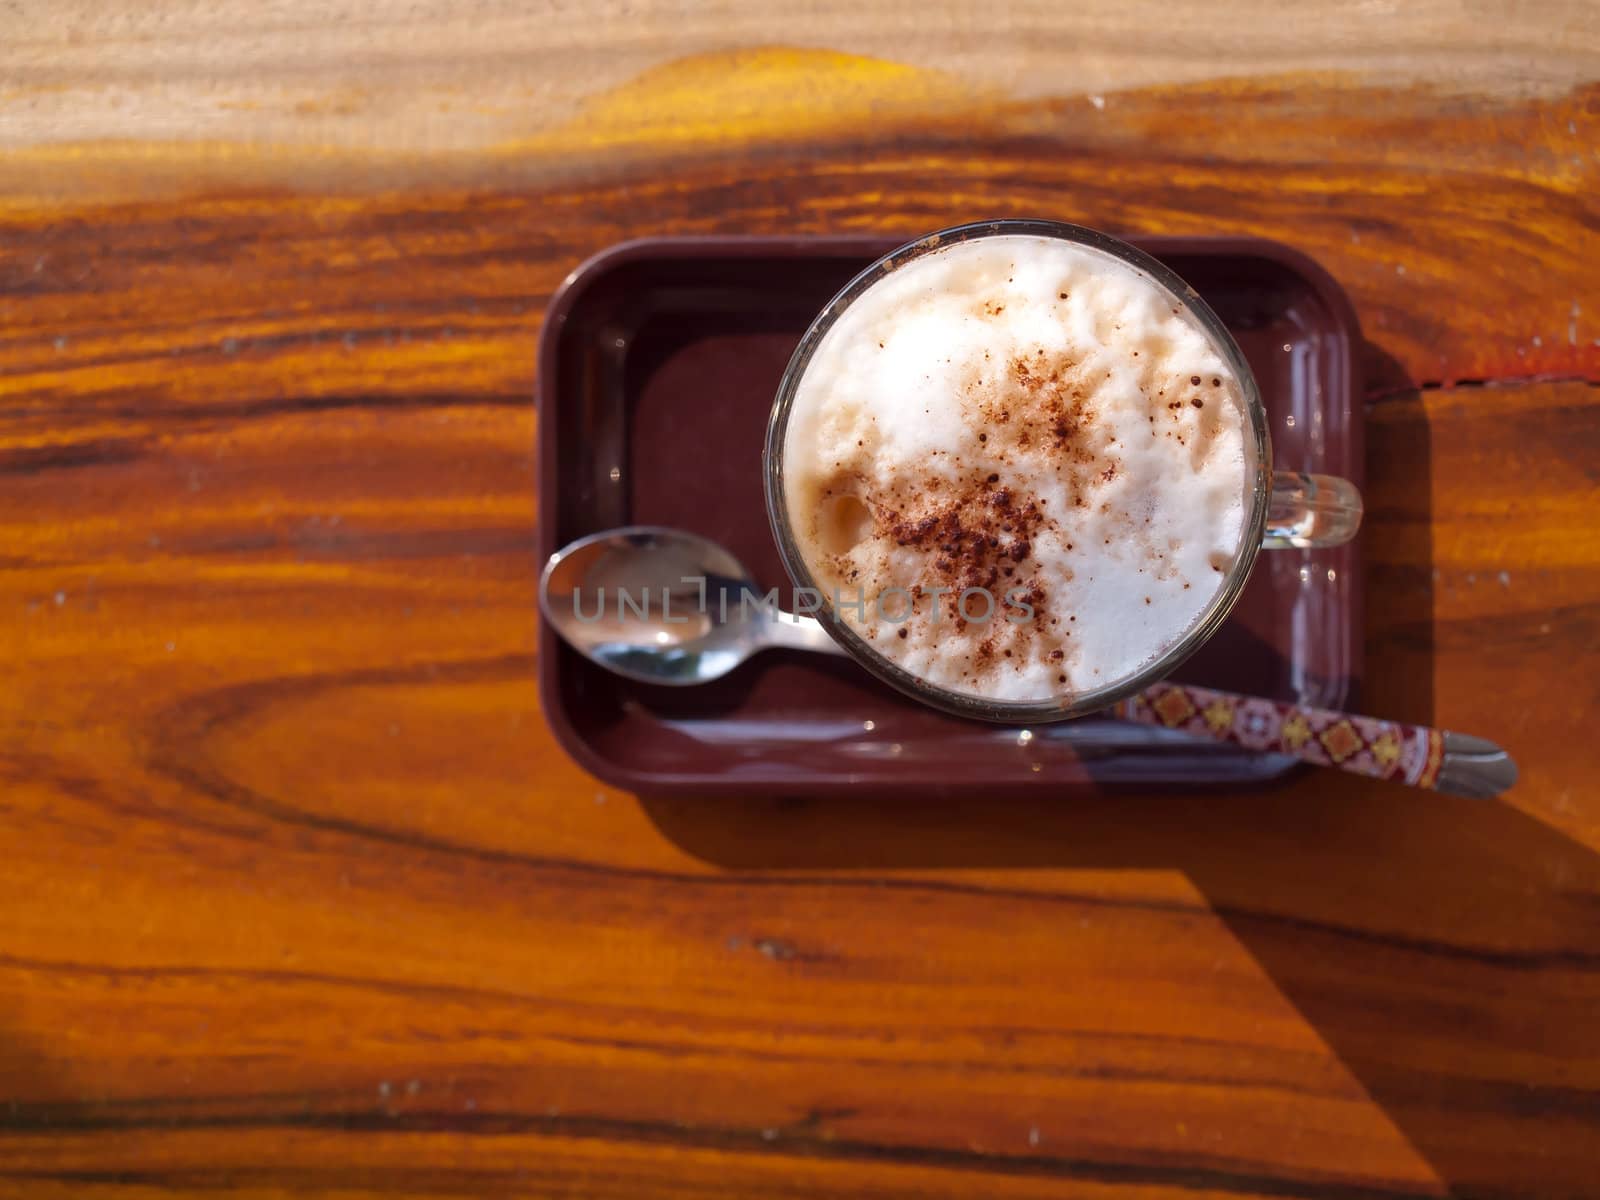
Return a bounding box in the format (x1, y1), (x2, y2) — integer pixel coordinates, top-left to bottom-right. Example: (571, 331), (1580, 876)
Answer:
(1114, 682), (1517, 799)
(769, 616), (1512, 797)
(766, 613), (854, 657)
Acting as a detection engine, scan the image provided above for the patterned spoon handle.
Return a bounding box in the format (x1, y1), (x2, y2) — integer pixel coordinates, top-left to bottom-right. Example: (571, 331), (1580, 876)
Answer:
(1115, 682), (1517, 799)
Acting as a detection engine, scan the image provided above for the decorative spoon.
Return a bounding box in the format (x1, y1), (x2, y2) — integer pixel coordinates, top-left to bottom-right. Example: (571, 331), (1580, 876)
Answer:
(540, 527), (1516, 798)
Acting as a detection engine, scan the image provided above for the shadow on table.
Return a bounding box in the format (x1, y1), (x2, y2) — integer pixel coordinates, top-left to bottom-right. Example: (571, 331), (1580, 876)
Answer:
(645, 778), (1600, 1198)
(0, 1019), (94, 1142)
(640, 353), (1600, 1198)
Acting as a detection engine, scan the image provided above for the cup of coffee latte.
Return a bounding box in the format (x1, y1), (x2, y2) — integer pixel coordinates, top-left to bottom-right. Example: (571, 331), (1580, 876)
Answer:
(765, 220), (1362, 722)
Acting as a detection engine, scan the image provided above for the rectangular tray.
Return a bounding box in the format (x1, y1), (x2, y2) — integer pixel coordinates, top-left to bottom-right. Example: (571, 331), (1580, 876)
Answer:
(538, 235), (1363, 796)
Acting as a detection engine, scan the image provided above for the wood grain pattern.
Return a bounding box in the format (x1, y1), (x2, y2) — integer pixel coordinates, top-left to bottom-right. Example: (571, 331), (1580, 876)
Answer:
(6, 1), (1597, 155)
(2, 7), (1600, 1197)
(3, 75), (1596, 390)
(0, 363), (1596, 1197)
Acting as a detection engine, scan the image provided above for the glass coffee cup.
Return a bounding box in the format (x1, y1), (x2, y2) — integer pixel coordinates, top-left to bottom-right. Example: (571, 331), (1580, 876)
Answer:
(764, 219), (1362, 723)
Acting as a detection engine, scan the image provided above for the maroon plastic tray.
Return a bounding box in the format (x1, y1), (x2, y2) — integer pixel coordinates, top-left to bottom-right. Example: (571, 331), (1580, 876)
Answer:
(537, 235), (1363, 796)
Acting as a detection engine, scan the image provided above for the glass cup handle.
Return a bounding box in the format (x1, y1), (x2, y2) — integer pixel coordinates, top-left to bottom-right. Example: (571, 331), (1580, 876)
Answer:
(1265, 472), (1363, 549)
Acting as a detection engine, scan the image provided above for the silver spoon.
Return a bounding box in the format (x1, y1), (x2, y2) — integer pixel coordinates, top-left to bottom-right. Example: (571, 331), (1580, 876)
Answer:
(539, 525), (845, 686)
(540, 527), (1516, 798)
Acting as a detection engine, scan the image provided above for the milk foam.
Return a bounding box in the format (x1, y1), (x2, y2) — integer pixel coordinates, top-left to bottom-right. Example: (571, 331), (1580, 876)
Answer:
(782, 234), (1251, 703)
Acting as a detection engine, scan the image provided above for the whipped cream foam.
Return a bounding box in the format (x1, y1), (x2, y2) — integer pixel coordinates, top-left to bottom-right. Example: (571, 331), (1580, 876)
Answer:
(780, 233), (1253, 703)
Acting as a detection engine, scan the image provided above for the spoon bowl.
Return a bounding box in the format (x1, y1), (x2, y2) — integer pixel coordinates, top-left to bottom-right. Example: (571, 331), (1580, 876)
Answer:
(539, 526), (844, 686)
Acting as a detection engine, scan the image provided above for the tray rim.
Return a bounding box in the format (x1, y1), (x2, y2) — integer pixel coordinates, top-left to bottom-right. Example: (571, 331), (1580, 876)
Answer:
(536, 233), (1364, 796)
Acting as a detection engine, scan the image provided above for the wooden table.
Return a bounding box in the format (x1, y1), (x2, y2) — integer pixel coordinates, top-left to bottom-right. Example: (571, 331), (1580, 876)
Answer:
(2, 6), (1598, 1196)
